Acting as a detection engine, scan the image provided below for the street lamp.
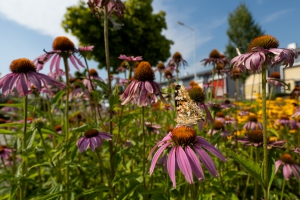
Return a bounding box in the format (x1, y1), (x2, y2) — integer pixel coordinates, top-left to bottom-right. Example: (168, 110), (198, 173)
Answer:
(177, 21), (197, 80)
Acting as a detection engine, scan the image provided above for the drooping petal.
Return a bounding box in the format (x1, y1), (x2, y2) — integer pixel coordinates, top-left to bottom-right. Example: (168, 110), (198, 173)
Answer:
(149, 142), (171, 175)
(283, 164), (292, 180)
(195, 136), (226, 161)
(275, 160), (282, 174)
(290, 164), (299, 180)
(167, 147), (176, 188)
(185, 146), (204, 181)
(194, 146), (218, 177)
(19, 73), (28, 96)
(145, 81), (153, 93)
(176, 146), (193, 184)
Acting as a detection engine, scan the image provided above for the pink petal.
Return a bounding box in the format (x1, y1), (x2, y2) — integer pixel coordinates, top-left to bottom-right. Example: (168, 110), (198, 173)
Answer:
(176, 146), (193, 184)
(167, 147), (176, 188)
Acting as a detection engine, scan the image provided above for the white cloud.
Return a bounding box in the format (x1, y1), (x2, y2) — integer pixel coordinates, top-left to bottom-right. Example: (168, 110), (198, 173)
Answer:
(262, 10), (289, 23)
(0, 0), (79, 42)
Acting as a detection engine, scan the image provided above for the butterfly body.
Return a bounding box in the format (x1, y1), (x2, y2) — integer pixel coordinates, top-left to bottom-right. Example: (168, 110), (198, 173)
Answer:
(174, 85), (205, 126)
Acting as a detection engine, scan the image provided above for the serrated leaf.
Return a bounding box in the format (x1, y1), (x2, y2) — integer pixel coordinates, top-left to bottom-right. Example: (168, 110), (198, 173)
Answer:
(223, 148), (264, 186)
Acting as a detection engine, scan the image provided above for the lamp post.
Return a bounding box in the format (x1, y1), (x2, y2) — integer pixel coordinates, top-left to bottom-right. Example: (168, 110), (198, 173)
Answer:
(177, 21), (197, 80)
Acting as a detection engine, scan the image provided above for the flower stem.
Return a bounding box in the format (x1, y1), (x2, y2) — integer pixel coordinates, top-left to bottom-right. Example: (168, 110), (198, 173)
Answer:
(261, 64), (268, 200)
(142, 106), (147, 199)
(62, 56), (70, 199)
(21, 95), (28, 200)
(210, 65), (215, 101)
(280, 178), (286, 200)
(103, 5), (115, 197)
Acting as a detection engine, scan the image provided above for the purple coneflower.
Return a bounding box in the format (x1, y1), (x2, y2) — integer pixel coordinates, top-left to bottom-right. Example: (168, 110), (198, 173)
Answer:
(212, 120), (230, 137)
(118, 54), (143, 62)
(243, 115), (263, 130)
(290, 85), (300, 100)
(155, 62), (165, 74)
(220, 99), (235, 109)
(83, 68), (103, 92)
(54, 124), (62, 134)
(292, 107), (300, 118)
(148, 125), (226, 187)
(237, 130), (285, 148)
(164, 69), (174, 80)
(171, 52), (188, 68)
(76, 129), (112, 153)
(33, 36), (91, 74)
(267, 71), (285, 87)
(275, 153), (300, 180)
(201, 49), (229, 66)
(0, 100), (18, 113)
(230, 35), (298, 73)
(87, 0), (125, 19)
(275, 115), (298, 130)
(0, 58), (65, 97)
(0, 145), (11, 160)
(120, 61), (165, 106)
(145, 122), (161, 134)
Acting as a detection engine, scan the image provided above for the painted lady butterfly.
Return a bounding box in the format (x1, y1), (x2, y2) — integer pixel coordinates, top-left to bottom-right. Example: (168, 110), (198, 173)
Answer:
(174, 84), (205, 126)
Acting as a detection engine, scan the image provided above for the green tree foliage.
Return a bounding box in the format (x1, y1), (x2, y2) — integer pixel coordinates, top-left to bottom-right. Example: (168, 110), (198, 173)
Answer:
(62, 0), (173, 72)
(225, 3), (264, 60)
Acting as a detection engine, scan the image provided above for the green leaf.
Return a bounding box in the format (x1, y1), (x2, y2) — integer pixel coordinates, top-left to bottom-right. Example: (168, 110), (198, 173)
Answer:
(35, 191), (68, 200)
(51, 90), (65, 106)
(0, 122), (23, 127)
(0, 129), (16, 135)
(26, 130), (36, 149)
(117, 183), (142, 200)
(93, 79), (108, 93)
(267, 128), (279, 137)
(41, 127), (63, 136)
(223, 148), (264, 186)
(29, 162), (51, 171)
(77, 185), (109, 197)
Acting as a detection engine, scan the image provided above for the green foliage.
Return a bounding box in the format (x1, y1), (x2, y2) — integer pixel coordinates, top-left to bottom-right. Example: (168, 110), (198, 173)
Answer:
(62, 0), (173, 71)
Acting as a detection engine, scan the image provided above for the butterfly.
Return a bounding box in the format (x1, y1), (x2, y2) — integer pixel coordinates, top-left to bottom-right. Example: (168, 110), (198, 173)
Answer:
(174, 84), (205, 126)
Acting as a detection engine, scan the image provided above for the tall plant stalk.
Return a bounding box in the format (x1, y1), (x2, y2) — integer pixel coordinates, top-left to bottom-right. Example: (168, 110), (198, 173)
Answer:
(62, 56), (71, 200)
(261, 64), (268, 199)
(103, 5), (115, 197)
(21, 95), (28, 200)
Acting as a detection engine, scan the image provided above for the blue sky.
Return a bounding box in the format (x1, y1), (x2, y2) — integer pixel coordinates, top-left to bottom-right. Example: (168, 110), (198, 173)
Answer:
(0, 0), (299, 80)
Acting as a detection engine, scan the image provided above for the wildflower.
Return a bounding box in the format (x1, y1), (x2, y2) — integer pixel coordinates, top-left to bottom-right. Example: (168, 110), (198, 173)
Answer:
(275, 153), (300, 180)
(148, 125), (226, 187)
(243, 115), (263, 130)
(188, 84), (213, 123)
(201, 49), (229, 66)
(230, 67), (242, 80)
(87, 0), (125, 19)
(0, 145), (11, 160)
(156, 62), (165, 74)
(164, 69), (174, 80)
(0, 100), (18, 113)
(120, 61), (165, 106)
(220, 99), (235, 109)
(212, 120), (230, 137)
(237, 129), (285, 148)
(33, 36), (91, 74)
(118, 54), (143, 61)
(275, 115), (298, 130)
(76, 129), (112, 153)
(171, 52), (188, 67)
(83, 68), (104, 92)
(292, 146), (300, 155)
(292, 107), (300, 118)
(230, 35), (298, 73)
(215, 112), (225, 122)
(0, 58), (65, 97)
(267, 71), (285, 87)
(290, 85), (300, 100)
(117, 60), (127, 72)
(145, 122), (161, 134)
(54, 124), (62, 134)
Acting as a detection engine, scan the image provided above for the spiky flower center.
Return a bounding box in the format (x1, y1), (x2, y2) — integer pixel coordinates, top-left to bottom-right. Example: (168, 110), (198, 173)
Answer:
(215, 112), (225, 118)
(224, 99), (231, 104)
(84, 129), (99, 138)
(89, 68), (98, 77)
(248, 130), (263, 143)
(54, 125), (62, 132)
(214, 120), (224, 130)
(134, 61), (154, 81)
(211, 103), (221, 112)
(270, 71), (280, 79)
(280, 153), (294, 164)
(172, 52), (182, 62)
(189, 81), (197, 87)
(0, 118), (6, 124)
(188, 86), (205, 103)
(171, 126), (196, 146)
(248, 35), (279, 52)
(52, 36), (75, 51)
(209, 49), (220, 58)
(248, 115), (258, 122)
(216, 63), (224, 70)
(0, 147), (4, 153)
(10, 58), (37, 73)
(164, 69), (172, 77)
(157, 62), (165, 70)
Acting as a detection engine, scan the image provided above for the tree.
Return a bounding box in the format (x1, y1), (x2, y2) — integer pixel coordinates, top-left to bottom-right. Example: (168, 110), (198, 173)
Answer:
(62, 0), (173, 72)
(225, 3), (264, 60)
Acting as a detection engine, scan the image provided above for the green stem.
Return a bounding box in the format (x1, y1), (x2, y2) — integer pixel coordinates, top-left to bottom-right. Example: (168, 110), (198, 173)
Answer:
(269, 86), (274, 101)
(21, 95), (28, 200)
(261, 64), (268, 200)
(103, 5), (115, 197)
(254, 147), (260, 200)
(62, 56), (70, 199)
(280, 178), (286, 200)
(142, 106), (147, 199)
